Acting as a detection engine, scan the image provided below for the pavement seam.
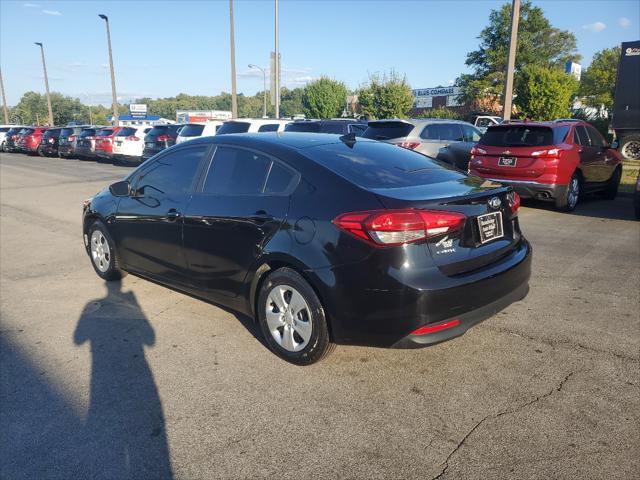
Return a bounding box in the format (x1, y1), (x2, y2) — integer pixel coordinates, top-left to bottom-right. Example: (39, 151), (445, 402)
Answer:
(431, 371), (576, 480)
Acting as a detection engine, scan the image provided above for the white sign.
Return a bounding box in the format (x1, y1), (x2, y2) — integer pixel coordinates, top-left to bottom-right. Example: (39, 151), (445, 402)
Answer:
(129, 104), (147, 114)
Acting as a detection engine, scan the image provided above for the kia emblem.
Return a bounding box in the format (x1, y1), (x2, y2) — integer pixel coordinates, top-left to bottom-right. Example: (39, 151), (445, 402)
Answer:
(488, 196), (501, 209)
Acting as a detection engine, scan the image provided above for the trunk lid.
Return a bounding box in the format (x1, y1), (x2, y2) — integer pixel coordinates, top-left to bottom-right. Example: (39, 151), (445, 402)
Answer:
(473, 145), (546, 178)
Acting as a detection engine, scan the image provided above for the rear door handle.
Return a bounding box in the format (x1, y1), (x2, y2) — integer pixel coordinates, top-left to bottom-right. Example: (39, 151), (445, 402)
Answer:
(167, 209), (181, 221)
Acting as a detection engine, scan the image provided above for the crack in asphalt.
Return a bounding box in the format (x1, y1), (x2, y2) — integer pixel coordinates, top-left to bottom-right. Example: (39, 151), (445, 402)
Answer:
(431, 371), (576, 480)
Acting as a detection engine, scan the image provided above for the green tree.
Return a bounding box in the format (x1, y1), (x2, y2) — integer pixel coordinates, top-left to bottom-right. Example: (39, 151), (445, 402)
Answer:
(458, 0), (580, 110)
(515, 64), (578, 120)
(579, 46), (620, 111)
(301, 77), (347, 119)
(357, 71), (414, 119)
(280, 87), (304, 118)
(10, 91), (90, 125)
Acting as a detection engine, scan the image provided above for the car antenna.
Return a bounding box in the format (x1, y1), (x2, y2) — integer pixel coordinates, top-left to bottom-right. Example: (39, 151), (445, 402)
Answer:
(339, 132), (357, 148)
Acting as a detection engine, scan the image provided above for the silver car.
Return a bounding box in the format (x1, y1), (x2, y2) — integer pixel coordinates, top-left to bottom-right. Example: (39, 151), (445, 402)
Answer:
(362, 118), (483, 170)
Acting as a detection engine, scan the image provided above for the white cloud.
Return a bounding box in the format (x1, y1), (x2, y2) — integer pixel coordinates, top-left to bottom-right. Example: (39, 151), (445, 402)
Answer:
(42, 9), (62, 16)
(618, 17), (631, 28)
(582, 22), (606, 33)
(23, 3), (39, 7)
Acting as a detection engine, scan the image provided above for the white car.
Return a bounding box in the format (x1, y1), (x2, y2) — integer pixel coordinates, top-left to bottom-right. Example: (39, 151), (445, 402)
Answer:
(216, 119), (291, 135)
(0, 125), (23, 151)
(176, 122), (223, 144)
(112, 126), (151, 165)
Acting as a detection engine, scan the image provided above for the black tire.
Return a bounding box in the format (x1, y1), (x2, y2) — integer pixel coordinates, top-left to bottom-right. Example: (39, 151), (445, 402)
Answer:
(619, 134), (640, 161)
(602, 166), (622, 200)
(257, 267), (332, 365)
(87, 220), (126, 281)
(555, 172), (581, 212)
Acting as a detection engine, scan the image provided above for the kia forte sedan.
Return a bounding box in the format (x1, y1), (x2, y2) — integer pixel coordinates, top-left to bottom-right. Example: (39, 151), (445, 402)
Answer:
(82, 133), (531, 364)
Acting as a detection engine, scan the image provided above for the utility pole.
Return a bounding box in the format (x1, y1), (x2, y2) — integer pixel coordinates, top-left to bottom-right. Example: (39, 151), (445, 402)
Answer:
(99, 14), (119, 126)
(229, 0), (238, 118)
(0, 68), (9, 124)
(502, 0), (520, 122)
(248, 64), (267, 117)
(274, 0), (280, 118)
(34, 43), (54, 126)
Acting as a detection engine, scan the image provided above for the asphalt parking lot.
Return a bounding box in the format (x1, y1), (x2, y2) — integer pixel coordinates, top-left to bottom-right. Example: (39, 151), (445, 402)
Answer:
(1, 152), (639, 480)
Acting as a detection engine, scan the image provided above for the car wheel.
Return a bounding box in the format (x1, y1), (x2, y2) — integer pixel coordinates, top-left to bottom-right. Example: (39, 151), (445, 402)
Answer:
(257, 267), (332, 365)
(620, 134), (640, 161)
(555, 172), (581, 212)
(88, 220), (125, 281)
(602, 167), (622, 200)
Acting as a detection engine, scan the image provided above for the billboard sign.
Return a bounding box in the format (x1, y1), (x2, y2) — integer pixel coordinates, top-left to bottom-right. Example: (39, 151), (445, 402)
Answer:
(129, 104), (147, 118)
(412, 86), (461, 108)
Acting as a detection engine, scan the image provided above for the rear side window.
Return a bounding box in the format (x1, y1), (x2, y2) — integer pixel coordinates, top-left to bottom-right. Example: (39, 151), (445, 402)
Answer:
(136, 146), (209, 195)
(362, 122), (414, 140)
(216, 122), (250, 135)
(574, 126), (590, 146)
(203, 147), (271, 194)
(480, 126), (554, 147)
(180, 124), (205, 137)
(116, 127), (137, 137)
(553, 126), (570, 144)
(265, 162), (296, 194)
(257, 124), (279, 132)
(286, 122), (321, 133)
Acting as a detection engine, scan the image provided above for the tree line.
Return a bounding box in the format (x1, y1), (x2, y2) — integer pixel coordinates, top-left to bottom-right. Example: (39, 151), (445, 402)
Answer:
(7, 0), (618, 126)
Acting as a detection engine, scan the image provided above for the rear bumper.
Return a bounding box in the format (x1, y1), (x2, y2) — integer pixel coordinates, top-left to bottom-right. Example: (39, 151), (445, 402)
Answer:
(58, 145), (74, 156)
(481, 178), (567, 201)
(38, 144), (57, 155)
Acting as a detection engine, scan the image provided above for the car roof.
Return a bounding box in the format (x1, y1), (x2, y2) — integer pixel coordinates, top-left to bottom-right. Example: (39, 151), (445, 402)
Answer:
(182, 132), (373, 151)
(368, 118), (475, 127)
(489, 121), (582, 128)
(226, 118), (290, 126)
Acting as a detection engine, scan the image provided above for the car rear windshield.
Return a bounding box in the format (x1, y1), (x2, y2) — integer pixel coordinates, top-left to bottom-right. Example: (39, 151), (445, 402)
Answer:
(305, 140), (462, 189)
(21, 129), (34, 135)
(60, 128), (75, 137)
(362, 122), (414, 140)
(97, 129), (114, 137)
(116, 127), (138, 137)
(146, 125), (181, 138)
(480, 125), (569, 147)
(216, 122), (250, 135)
(179, 124), (205, 137)
(79, 129), (96, 137)
(285, 122), (322, 133)
(42, 129), (61, 138)
(6, 128), (22, 135)
(0, 127), (11, 133)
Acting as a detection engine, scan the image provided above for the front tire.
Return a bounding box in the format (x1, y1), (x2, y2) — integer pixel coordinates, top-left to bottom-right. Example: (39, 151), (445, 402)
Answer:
(257, 268), (332, 365)
(555, 173), (581, 212)
(88, 220), (125, 281)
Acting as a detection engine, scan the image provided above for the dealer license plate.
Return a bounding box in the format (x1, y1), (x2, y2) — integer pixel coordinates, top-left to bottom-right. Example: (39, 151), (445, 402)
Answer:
(477, 211), (504, 244)
(498, 156), (517, 167)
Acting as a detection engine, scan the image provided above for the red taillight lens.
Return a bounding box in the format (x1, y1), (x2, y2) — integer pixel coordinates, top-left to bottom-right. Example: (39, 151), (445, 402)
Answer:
(507, 191), (520, 215)
(332, 209), (466, 247)
(156, 135), (173, 142)
(531, 148), (560, 158)
(411, 319), (460, 336)
(396, 141), (420, 150)
(125, 135), (140, 141)
(470, 146), (487, 156)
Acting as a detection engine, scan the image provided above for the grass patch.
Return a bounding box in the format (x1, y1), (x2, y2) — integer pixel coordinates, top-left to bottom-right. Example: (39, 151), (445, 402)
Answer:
(621, 161), (639, 194)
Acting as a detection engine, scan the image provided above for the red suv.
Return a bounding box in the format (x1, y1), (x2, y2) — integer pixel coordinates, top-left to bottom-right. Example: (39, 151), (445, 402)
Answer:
(16, 127), (48, 154)
(468, 121), (622, 211)
(95, 127), (123, 162)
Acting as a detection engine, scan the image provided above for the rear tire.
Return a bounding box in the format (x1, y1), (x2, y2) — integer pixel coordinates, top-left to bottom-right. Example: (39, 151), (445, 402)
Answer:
(257, 267), (332, 365)
(555, 172), (581, 212)
(602, 167), (622, 200)
(87, 220), (126, 281)
(620, 134), (640, 161)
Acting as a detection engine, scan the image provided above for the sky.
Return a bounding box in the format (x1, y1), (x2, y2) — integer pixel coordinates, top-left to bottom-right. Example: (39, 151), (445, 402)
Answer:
(1, 0), (638, 106)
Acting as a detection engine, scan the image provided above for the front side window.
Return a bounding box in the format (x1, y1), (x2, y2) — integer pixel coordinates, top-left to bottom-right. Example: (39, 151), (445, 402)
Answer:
(136, 146), (208, 195)
(586, 126), (605, 147)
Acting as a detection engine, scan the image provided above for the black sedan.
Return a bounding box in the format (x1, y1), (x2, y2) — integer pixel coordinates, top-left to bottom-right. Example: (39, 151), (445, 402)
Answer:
(82, 133), (531, 364)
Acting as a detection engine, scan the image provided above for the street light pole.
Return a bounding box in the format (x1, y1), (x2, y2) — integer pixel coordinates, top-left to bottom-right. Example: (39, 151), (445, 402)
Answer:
(248, 64), (267, 118)
(229, 0), (238, 118)
(502, 0), (520, 122)
(0, 68), (9, 124)
(274, 0), (280, 118)
(98, 14), (119, 126)
(34, 43), (54, 126)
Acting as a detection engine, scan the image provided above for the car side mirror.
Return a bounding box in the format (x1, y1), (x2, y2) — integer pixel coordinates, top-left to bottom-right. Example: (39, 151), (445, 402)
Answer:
(610, 140), (619, 149)
(109, 180), (131, 197)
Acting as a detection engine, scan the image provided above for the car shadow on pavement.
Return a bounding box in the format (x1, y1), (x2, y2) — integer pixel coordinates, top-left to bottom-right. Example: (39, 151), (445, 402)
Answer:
(522, 195), (637, 221)
(73, 280), (173, 479)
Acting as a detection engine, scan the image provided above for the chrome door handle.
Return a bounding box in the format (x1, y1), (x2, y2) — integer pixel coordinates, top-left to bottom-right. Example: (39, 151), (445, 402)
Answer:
(167, 209), (181, 221)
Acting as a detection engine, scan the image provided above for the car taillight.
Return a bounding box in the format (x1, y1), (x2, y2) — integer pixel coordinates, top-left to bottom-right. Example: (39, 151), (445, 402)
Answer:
(156, 135), (173, 142)
(470, 146), (487, 156)
(531, 148), (560, 158)
(125, 136), (140, 141)
(411, 319), (460, 336)
(332, 209), (466, 247)
(507, 191), (520, 215)
(395, 141), (420, 150)
(68, 135), (76, 142)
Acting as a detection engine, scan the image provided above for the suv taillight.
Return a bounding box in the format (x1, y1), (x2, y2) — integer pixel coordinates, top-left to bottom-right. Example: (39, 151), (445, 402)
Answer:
(395, 141), (420, 150)
(156, 135), (173, 142)
(332, 209), (466, 247)
(531, 148), (560, 158)
(470, 146), (487, 156)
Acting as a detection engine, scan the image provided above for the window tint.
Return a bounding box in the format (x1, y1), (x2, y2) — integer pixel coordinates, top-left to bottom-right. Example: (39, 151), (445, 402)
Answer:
(136, 146), (208, 195)
(257, 123), (280, 132)
(462, 125), (482, 142)
(60, 128), (74, 136)
(362, 122), (414, 140)
(180, 124), (205, 137)
(97, 129), (114, 137)
(575, 126), (590, 146)
(116, 127), (137, 137)
(320, 123), (346, 134)
(285, 122), (321, 133)
(439, 124), (464, 141)
(203, 147), (271, 194)
(265, 162), (296, 194)
(79, 129), (96, 137)
(349, 124), (367, 136)
(480, 126), (555, 147)
(42, 129), (61, 138)
(420, 124), (440, 140)
(586, 126), (605, 147)
(216, 122), (250, 135)
(552, 126), (570, 144)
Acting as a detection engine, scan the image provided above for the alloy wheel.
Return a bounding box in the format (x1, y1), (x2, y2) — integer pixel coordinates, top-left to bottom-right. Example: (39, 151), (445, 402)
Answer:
(567, 177), (580, 209)
(90, 230), (111, 273)
(265, 285), (313, 352)
(621, 141), (640, 161)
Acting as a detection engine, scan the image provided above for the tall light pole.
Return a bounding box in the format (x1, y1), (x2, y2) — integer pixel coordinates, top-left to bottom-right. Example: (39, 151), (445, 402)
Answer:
(34, 43), (54, 126)
(0, 68), (9, 124)
(98, 14), (119, 126)
(274, 0), (280, 118)
(502, 0), (520, 122)
(229, 0), (238, 118)
(248, 64), (267, 118)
